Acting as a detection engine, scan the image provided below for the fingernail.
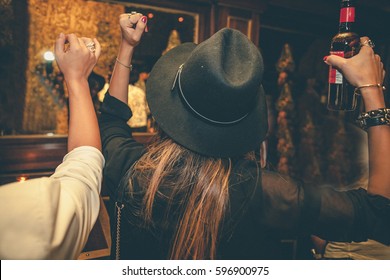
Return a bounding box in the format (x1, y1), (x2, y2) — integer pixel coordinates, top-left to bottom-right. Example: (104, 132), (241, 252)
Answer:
(141, 16), (147, 23)
(323, 56), (328, 61)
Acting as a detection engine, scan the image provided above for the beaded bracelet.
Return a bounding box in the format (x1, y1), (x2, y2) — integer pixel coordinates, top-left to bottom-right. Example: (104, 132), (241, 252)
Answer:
(116, 57), (133, 70)
(357, 108), (390, 130)
(354, 84), (386, 95)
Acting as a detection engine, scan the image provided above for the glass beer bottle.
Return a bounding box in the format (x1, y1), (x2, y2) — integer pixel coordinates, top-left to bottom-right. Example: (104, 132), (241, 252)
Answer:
(327, 0), (360, 111)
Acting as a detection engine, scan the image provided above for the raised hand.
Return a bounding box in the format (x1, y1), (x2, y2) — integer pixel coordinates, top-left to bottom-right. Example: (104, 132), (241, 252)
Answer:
(119, 12), (148, 47)
(54, 33), (101, 82)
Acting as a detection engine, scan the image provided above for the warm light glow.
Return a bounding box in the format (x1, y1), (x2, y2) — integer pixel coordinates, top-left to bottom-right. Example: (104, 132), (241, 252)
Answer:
(17, 176), (28, 182)
(178, 17), (184, 23)
(148, 13), (154, 19)
(43, 51), (55, 61)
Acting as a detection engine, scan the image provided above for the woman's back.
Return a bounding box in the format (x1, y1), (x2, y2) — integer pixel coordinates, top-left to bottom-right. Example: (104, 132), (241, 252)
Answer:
(118, 148), (286, 260)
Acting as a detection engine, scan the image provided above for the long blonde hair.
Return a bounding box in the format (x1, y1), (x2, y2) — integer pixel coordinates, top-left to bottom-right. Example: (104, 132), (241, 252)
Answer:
(128, 133), (243, 259)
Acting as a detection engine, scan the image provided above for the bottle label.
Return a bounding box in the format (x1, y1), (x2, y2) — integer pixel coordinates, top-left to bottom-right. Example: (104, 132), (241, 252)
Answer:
(340, 7), (355, 23)
(329, 51), (344, 84)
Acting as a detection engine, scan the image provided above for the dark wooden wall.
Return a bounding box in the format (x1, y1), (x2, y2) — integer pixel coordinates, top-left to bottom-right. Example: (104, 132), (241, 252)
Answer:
(0, 135), (67, 185)
(0, 133), (155, 185)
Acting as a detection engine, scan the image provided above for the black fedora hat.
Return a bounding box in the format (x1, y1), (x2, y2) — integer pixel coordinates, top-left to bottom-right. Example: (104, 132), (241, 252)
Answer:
(146, 28), (268, 157)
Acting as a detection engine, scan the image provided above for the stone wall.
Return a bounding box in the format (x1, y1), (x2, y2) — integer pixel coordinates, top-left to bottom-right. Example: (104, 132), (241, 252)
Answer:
(23, 0), (124, 133)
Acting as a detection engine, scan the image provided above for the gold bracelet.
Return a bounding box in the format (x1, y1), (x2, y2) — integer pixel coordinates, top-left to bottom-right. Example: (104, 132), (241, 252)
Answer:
(354, 83), (386, 95)
(116, 57), (133, 70)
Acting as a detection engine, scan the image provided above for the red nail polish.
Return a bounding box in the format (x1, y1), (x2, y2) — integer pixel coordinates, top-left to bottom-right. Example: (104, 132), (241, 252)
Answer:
(323, 56), (328, 61)
(141, 16), (147, 23)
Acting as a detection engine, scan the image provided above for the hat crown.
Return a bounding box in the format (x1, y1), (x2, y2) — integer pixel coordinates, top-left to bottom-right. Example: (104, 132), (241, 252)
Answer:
(176, 28), (263, 124)
(146, 28), (268, 157)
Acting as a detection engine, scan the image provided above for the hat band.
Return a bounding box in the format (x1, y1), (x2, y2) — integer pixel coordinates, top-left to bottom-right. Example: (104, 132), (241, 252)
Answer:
(171, 64), (249, 125)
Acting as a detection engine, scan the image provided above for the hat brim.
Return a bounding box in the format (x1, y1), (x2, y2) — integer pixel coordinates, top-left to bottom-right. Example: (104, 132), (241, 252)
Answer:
(146, 43), (268, 158)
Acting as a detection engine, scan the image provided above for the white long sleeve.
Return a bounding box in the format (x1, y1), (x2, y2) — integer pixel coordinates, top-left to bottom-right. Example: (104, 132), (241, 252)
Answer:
(0, 146), (104, 259)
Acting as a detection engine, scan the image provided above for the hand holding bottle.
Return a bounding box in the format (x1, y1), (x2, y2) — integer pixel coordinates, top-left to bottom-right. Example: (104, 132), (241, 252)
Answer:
(327, 0), (360, 111)
(324, 37), (385, 90)
(326, 35), (389, 198)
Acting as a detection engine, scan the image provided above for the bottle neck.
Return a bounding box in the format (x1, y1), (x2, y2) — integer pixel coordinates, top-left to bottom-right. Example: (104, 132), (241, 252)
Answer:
(339, 22), (354, 32)
(338, 5), (355, 32)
